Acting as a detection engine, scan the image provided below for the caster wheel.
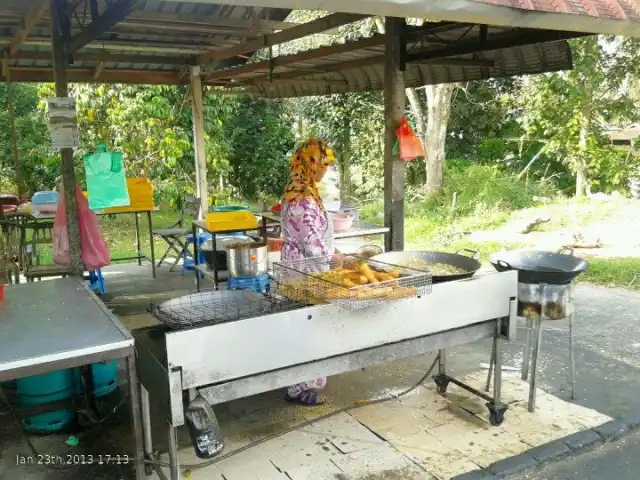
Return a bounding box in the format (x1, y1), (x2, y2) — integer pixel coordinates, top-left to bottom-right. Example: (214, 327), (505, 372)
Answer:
(489, 410), (504, 426)
(144, 463), (153, 476)
(486, 402), (508, 426)
(433, 375), (450, 395)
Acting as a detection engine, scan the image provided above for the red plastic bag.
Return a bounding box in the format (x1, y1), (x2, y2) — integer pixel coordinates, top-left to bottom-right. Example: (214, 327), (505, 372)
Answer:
(53, 185), (110, 270)
(394, 117), (425, 161)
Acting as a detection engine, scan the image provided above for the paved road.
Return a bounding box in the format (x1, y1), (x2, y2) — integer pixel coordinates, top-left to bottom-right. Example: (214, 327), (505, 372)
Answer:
(513, 430), (640, 480)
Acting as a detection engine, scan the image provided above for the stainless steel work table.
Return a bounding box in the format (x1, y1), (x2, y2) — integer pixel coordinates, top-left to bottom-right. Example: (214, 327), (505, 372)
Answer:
(0, 278), (144, 479)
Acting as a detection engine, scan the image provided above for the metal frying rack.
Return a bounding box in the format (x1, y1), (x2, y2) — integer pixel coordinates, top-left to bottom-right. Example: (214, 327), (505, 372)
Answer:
(273, 254), (432, 311)
(151, 286), (307, 330)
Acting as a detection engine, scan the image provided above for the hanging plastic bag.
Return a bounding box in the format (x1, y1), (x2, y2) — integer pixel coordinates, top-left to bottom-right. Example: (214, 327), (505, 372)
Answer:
(84, 144), (130, 210)
(53, 185), (111, 270)
(394, 116), (425, 162)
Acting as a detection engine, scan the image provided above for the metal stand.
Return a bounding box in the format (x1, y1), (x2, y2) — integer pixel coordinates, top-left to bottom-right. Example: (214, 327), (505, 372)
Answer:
(434, 326), (508, 427)
(487, 284), (577, 412)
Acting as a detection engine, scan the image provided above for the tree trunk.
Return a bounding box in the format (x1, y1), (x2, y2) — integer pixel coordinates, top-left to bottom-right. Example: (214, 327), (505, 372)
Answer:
(425, 84), (455, 195)
(340, 114), (352, 203)
(575, 94), (593, 199)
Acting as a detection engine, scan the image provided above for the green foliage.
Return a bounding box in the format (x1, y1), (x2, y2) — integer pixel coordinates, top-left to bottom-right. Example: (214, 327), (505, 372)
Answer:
(0, 83), (58, 193)
(225, 97), (295, 199)
(416, 164), (556, 219)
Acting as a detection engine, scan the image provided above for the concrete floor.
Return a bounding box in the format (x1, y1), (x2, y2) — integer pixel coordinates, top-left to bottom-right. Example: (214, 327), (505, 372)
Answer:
(1, 262), (639, 479)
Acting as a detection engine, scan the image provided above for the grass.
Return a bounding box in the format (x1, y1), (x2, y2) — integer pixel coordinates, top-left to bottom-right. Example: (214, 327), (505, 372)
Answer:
(35, 211), (184, 266)
(580, 256), (640, 290)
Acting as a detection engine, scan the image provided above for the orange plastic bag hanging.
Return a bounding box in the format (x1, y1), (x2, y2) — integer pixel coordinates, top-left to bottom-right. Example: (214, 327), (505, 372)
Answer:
(394, 117), (424, 161)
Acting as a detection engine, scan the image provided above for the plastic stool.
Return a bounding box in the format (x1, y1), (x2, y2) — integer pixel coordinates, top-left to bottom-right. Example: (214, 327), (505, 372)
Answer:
(88, 269), (105, 295)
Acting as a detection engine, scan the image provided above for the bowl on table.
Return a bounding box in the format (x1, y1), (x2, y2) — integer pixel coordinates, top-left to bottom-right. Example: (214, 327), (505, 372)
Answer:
(332, 213), (354, 233)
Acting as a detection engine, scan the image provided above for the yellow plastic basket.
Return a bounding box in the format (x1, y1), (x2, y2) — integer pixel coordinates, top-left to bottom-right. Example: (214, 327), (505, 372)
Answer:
(205, 211), (258, 232)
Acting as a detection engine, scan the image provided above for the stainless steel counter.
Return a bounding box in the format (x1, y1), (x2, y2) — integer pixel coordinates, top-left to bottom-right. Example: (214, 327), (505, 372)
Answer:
(136, 270), (518, 480)
(0, 278), (144, 479)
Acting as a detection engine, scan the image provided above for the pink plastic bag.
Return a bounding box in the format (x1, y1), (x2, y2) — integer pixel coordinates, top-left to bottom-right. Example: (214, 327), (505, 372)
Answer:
(53, 185), (110, 270)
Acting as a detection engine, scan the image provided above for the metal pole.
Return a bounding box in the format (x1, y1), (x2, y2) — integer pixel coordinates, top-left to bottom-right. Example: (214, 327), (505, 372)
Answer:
(148, 210), (156, 278)
(485, 336), (496, 392)
(127, 355), (145, 480)
(50, 0), (82, 276)
(135, 213), (142, 266)
(383, 17), (406, 252)
(190, 66), (208, 220)
(528, 315), (544, 412)
(168, 424), (180, 480)
(438, 349), (446, 375)
(493, 319), (503, 405)
(569, 311), (576, 399)
(522, 317), (532, 380)
(140, 385), (153, 461)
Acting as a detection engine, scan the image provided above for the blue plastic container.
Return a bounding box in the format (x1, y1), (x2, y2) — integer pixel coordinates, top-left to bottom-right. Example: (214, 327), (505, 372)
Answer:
(17, 370), (76, 433)
(228, 274), (270, 293)
(91, 361), (118, 397)
(31, 191), (59, 205)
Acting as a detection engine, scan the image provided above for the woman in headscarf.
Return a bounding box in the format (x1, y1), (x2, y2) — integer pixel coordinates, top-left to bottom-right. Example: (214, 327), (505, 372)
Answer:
(281, 137), (336, 406)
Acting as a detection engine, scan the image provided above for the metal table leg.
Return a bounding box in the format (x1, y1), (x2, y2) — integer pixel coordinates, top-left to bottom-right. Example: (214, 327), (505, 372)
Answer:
(140, 385), (154, 476)
(193, 223), (200, 292)
(433, 349), (450, 394)
(485, 335), (496, 392)
(147, 211), (156, 278)
(487, 318), (508, 426)
(127, 356), (145, 480)
(528, 316), (544, 412)
(569, 311), (576, 399)
(135, 214), (142, 267)
(168, 424), (180, 480)
(522, 317), (533, 380)
(493, 320), (503, 406)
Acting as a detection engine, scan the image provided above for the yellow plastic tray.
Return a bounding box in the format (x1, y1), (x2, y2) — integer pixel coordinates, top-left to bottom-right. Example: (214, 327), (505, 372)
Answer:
(205, 211), (258, 232)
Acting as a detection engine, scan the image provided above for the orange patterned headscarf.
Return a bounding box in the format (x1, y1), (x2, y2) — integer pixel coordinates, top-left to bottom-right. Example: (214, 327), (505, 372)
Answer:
(283, 138), (336, 210)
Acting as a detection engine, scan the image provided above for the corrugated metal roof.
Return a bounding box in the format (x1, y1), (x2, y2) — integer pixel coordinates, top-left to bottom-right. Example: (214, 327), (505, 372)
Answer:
(0, 0), (292, 82)
(239, 41), (573, 98)
(175, 0), (640, 37)
(0, 0), (608, 93)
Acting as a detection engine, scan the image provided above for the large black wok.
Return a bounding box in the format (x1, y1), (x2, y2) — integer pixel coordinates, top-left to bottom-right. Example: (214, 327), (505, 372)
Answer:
(489, 248), (589, 285)
(370, 249), (481, 283)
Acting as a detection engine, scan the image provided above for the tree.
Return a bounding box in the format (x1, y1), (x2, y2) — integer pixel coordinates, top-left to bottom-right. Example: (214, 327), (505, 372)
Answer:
(517, 36), (639, 197)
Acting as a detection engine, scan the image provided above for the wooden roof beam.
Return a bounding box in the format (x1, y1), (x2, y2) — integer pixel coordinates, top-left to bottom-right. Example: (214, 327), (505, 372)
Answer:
(206, 22), (463, 81)
(6, 0), (48, 56)
(197, 12), (369, 66)
(66, 0), (138, 54)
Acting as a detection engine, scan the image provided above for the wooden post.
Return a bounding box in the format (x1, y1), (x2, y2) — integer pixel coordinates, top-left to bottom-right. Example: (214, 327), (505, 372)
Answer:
(383, 17), (406, 252)
(190, 66), (208, 218)
(50, 0), (83, 276)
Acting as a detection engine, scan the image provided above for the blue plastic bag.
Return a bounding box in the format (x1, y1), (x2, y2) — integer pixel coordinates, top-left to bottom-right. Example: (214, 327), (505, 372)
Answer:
(84, 144), (130, 210)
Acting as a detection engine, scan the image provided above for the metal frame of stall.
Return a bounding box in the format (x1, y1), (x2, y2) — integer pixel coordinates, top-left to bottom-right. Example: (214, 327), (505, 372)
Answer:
(134, 269), (518, 480)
